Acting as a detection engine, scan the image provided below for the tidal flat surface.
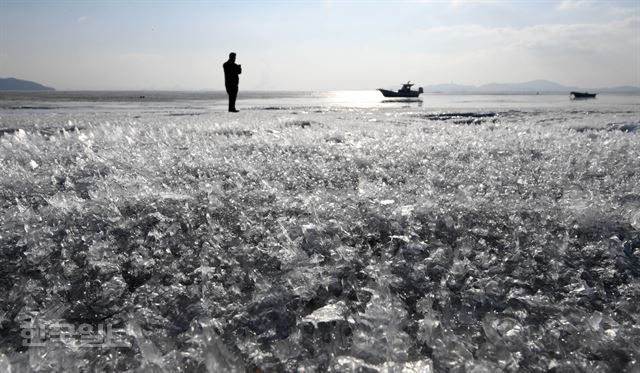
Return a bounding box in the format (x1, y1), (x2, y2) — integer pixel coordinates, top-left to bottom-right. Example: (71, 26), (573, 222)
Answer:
(1, 98), (639, 372)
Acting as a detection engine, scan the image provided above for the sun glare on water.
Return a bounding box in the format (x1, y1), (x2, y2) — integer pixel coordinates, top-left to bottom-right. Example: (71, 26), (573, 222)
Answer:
(326, 90), (390, 107)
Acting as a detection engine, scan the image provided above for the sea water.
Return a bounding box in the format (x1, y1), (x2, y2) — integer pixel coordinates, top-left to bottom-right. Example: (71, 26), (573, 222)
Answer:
(1, 90), (639, 116)
(1, 90), (639, 134)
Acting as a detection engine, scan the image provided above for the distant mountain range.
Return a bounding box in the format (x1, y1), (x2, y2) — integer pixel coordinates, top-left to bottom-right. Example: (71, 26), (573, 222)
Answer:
(1, 77), (638, 94)
(0, 78), (55, 91)
(420, 80), (640, 94)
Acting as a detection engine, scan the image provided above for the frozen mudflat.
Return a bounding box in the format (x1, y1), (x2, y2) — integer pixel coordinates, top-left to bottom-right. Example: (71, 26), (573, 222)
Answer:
(0, 93), (639, 372)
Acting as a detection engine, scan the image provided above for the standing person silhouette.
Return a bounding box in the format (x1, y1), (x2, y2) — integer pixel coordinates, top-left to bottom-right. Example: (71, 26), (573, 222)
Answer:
(223, 52), (242, 112)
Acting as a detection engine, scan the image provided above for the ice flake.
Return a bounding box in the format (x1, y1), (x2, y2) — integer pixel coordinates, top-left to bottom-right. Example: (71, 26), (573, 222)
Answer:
(302, 301), (346, 326)
(390, 235), (410, 242)
(399, 204), (414, 216)
(631, 209), (640, 230)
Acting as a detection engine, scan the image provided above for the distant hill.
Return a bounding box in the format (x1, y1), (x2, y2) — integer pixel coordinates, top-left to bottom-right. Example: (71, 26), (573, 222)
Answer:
(421, 83), (477, 92)
(0, 78), (55, 91)
(421, 79), (640, 94)
(477, 80), (579, 93)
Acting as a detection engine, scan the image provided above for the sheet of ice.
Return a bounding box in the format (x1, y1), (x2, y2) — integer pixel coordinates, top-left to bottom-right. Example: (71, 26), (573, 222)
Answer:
(0, 92), (639, 372)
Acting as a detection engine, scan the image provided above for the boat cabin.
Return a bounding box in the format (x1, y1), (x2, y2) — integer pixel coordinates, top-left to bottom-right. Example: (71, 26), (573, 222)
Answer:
(399, 82), (415, 92)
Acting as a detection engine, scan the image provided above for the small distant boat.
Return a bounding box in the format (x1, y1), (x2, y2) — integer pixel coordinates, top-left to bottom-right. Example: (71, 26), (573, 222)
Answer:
(570, 91), (597, 99)
(378, 82), (424, 98)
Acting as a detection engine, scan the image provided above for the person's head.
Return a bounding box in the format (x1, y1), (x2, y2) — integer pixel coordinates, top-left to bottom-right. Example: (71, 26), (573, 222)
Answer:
(229, 52), (236, 62)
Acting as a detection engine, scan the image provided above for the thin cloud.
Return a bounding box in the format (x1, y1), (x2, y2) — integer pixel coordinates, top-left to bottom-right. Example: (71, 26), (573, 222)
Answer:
(417, 16), (639, 53)
(77, 16), (88, 23)
(413, 15), (639, 86)
(555, 0), (594, 11)
(607, 4), (640, 16)
(450, 0), (499, 8)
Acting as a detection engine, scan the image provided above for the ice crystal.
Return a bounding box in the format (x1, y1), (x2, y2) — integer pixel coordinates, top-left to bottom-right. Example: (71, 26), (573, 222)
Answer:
(0, 105), (638, 372)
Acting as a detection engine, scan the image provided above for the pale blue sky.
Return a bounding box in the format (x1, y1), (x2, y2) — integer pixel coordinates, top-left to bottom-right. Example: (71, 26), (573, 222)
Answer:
(1, 0), (638, 90)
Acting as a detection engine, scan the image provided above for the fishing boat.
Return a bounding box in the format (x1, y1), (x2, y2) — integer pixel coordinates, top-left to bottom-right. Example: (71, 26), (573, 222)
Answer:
(378, 82), (424, 98)
(570, 91), (597, 99)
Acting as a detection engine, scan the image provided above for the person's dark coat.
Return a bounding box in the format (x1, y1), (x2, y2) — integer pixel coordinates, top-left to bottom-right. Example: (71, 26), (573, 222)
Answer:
(223, 61), (242, 87)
